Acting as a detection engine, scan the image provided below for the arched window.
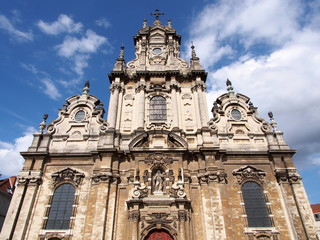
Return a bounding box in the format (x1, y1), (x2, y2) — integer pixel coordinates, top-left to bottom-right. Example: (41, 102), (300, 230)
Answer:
(150, 96), (167, 121)
(242, 181), (271, 227)
(46, 183), (75, 229)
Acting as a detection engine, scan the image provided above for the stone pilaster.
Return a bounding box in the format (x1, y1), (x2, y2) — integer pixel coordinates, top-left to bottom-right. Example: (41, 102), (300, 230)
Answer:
(191, 84), (202, 129)
(3, 171), (42, 240)
(135, 79), (146, 129)
(108, 81), (122, 128)
(115, 83), (124, 130)
(170, 78), (180, 129)
(128, 210), (140, 240)
(178, 210), (187, 240)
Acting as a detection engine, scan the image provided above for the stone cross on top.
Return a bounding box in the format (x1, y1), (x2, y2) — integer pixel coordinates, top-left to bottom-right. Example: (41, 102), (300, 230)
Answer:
(150, 9), (164, 20)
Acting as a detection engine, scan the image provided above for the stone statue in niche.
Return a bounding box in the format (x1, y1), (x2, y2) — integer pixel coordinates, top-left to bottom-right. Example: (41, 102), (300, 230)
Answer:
(153, 170), (165, 194)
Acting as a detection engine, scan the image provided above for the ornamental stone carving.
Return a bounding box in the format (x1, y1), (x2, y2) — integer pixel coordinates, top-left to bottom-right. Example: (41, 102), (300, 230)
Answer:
(135, 82), (146, 93)
(128, 210), (140, 222)
(274, 168), (301, 184)
(109, 83), (123, 93)
(52, 168), (85, 186)
(131, 184), (148, 199)
(178, 210), (188, 221)
(91, 171), (120, 184)
(144, 213), (172, 225)
(145, 152), (173, 166)
(170, 182), (186, 198)
(232, 166), (266, 184)
(191, 82), (206, 92)
(197, 170), (227, 184)
(18, 175), (42, 186)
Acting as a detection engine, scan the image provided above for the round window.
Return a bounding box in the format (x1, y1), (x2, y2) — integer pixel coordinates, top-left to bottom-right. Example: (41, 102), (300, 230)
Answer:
(231, 109), (242, 121)
(75, 110), (85, 122)
(152, 48), (162, 55)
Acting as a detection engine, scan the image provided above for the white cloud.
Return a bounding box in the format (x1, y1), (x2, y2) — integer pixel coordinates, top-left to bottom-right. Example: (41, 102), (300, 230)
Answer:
(56, 30), (107, 76)
(0, 14), (33, 41)
(37, 14), (82, 35)
(186, 0), (301, 68)
(21, 63), (62, 100)
(57, 30), (107, 58)
(40, 78), (62, 100)
(187, 0), (320, 169)
(0, 127), (36, 177)
(95, 17), (111, 29)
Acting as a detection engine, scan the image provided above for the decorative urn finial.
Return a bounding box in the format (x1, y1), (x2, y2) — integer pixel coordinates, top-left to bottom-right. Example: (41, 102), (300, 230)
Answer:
(167, 18), (172, 28)
(268, 111), (278, 131)
(191, 41), (197, 58)
(226, 79), (235, 96)
(143, 18), (147, 28)
(39, 113), (48, 133)
(83, 80), (90, 94)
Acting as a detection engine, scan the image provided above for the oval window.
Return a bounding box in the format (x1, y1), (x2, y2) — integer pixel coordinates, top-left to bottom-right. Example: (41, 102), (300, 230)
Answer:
(231, 109), (242, 121)
(75, 110), (85, 122)
(153, 48), (162, 55)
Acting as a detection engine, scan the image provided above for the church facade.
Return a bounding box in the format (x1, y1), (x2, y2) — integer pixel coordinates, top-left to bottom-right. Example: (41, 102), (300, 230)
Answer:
(1, 14), (317, 240)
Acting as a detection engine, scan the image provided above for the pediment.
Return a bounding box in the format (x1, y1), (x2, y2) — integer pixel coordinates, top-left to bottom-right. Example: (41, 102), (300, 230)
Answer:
(232, 165), (266, 184)
(51, 167), (85, 186)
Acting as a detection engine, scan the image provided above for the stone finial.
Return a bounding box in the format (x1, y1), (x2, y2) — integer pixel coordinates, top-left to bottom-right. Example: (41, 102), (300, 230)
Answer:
(143, 18), (147, 28)
(39, 113), (48, 133)
(226, 79), (235, 96)
(62, 103), (68, 111)
(113, 45), (126, 71)
(83, 80), (90, 94)
(268, 111), (278, 131)
(189, 42), (203, 70)
(191, 42), (197, 59)
(119, 44), (124, 59)
(167, 18), (172, 28)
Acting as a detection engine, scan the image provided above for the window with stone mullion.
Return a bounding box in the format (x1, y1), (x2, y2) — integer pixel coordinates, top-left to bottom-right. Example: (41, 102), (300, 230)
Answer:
(242, 181), (271, 227)
(46, 183), (75, 229)
(150, 96), (167, 121)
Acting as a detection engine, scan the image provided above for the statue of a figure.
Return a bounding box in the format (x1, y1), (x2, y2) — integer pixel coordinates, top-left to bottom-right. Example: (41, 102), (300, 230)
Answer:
(153, 170), (164, 192)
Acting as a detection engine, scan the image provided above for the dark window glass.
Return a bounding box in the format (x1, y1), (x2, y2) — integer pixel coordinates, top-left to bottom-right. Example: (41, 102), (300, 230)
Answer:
(45, 183), (75, 229)
(231, 109), (242, 120)
(75, 110), (85, 122)
(242, 182), (272, 227)
(150, 96), (167, 121)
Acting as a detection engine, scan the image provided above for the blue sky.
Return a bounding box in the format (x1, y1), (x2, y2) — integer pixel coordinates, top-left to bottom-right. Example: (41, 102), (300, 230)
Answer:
(1, 0), (320, 203)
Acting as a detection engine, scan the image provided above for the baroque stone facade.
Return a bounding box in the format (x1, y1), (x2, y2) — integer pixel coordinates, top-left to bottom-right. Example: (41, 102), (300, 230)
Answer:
(1, 14), (317, 240)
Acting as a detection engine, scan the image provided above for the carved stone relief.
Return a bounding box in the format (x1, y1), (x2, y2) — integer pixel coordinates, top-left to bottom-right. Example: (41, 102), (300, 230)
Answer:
(91, 171), (120, 184)
(51, 168), (85, 186)
(145, 152), (173, 166)
(197, 170), (227, 184)
(232, 166), (266, 184)
(274, 168), (301, 184)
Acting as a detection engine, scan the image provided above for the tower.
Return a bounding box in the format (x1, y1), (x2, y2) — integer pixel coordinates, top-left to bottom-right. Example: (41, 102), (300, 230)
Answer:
(1, 13), (317, 240)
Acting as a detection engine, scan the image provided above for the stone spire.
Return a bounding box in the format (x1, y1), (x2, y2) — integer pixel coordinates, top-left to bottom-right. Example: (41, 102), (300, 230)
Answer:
(113, 45), (126, 71)
(190, 42), (203, 70)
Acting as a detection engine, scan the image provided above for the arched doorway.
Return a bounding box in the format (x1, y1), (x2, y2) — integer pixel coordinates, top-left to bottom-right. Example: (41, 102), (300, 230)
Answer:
(145, 229), (174, 240)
